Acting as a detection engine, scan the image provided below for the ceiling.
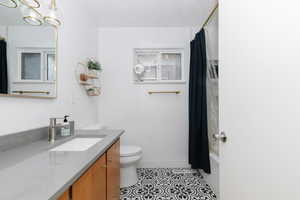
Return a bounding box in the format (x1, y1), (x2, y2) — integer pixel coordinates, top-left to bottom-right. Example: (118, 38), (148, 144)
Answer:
(84, 0), (216, 27)
(0, 0), (53, 26)
(0, 0), (217, 27)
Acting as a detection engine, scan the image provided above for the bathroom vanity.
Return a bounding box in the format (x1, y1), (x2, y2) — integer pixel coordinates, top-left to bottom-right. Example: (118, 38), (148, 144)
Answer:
(58, 140), (120, 200)
(0, 129), (123, 200)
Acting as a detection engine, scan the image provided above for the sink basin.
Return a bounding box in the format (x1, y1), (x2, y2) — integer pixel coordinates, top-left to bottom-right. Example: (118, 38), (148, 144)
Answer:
(50, 138), (103, 152)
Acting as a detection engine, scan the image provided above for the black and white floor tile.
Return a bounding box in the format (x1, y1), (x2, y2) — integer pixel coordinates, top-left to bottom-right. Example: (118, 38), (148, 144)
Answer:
(120, 168), (217, 200)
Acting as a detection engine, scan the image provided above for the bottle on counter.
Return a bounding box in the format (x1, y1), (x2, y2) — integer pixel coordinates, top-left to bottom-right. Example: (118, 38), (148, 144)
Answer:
(61, 115), (71, 137)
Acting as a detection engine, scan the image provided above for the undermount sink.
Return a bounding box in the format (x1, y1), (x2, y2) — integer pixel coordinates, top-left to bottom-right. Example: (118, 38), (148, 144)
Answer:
(50, 138), (104, 152)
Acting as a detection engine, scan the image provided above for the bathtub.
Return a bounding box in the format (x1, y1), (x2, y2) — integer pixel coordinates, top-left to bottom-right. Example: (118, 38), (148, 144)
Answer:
(203, 153), (219, 198)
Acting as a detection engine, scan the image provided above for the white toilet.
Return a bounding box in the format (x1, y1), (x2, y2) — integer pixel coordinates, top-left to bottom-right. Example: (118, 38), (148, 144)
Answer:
(120, 145), (142, 188)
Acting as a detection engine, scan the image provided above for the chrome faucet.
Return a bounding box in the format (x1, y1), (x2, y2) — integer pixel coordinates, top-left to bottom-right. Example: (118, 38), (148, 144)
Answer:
(49, 117), (66, 143)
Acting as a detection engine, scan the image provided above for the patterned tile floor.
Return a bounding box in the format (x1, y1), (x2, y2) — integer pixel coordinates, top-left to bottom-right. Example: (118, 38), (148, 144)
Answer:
(120, 168), (217, 200)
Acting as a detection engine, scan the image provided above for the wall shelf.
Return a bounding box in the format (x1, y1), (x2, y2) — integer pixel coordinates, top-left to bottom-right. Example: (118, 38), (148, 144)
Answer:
(76, 62), (101, 96)
(86, 75), (99, 79)
(80, 82), (93, 86)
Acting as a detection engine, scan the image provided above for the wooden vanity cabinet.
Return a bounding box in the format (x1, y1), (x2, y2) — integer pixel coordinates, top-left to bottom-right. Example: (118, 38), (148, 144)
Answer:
(107, 140), (120, 200)
(57, 139), (120, 200)
(72, 153), (107, 200)
(57, 190), (70, 200)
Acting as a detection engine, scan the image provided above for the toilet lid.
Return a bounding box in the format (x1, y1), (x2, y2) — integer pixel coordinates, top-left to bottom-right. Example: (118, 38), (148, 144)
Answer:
(120, 145), (142, 157)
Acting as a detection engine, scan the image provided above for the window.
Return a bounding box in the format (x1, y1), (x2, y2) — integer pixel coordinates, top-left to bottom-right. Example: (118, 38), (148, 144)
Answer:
(21, 52), (41, 80)
(17, 48), (56, 82)
(134, 48), (184, 83)
(161, 53), (182, 81)
(46, 53), (56, 81)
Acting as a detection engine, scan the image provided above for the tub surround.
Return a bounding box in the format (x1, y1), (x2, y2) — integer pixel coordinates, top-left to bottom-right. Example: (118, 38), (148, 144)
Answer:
(0, 128), (124, 200)
(204, 153), (219, 197)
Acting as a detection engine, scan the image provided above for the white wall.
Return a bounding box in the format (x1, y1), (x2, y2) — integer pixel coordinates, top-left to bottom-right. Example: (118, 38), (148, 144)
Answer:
(0, 0), (99, 135)
(98, 27), (191, 167)
(0, 26), (6, 38)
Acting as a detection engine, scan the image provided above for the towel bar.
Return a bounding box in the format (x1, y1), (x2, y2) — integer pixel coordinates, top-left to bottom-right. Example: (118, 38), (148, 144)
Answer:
(12, 90), (50, 95)
(148, 91), (180, 95)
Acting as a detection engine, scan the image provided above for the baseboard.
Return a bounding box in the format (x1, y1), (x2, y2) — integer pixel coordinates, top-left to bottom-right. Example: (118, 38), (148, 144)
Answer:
(138, 161), (191, 168)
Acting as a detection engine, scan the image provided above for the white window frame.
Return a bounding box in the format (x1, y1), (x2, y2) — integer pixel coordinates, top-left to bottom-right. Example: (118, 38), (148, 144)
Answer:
(134, 48), (185, 84)
(16, 47), (55, 83)
(44, 51), (56, 82)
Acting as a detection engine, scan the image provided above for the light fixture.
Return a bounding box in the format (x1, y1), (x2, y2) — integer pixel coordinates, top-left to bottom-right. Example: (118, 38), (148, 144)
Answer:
(0, 0), (17, 8)
(1, 0), (62, 27)
(44, 0), (61, 27)
(19, 4), (43, 26)
(19, 0), (40, 8)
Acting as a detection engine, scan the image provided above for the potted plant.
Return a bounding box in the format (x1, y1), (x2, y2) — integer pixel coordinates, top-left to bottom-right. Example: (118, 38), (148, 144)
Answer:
(86, 87), (101, 96)
(87, 58), (102, 76)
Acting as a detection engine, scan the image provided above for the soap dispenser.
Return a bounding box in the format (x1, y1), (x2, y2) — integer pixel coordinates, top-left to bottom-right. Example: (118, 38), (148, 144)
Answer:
(61, 115), (71, 137)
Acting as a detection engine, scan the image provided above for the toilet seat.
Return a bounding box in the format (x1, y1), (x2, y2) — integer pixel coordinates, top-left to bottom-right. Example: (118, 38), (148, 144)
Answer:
(120, 145), (142, 157)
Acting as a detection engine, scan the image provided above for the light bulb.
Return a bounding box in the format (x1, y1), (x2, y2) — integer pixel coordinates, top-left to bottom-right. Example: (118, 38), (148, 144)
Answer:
(44, 0), (61, 27)
(0, 0), (17, 8)
(44, 9), (61, 26)
(19, 4), (43, 26)
(19, 0), (40, 8)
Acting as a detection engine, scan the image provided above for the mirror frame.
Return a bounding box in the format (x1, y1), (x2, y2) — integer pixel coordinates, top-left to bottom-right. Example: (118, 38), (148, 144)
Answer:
(0, 27), (58, 99)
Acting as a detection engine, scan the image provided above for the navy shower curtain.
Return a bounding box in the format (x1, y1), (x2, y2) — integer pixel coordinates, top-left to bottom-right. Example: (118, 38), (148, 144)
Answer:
(189, 29), (211, 174)
(0, 40), (8, 94)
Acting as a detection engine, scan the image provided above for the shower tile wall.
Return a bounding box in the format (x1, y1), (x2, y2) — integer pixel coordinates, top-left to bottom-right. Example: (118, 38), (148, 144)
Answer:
(207, 77), (219, 155)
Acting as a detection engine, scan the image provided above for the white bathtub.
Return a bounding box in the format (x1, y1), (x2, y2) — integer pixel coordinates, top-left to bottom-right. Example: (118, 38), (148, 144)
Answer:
(203, 153), (219, 198)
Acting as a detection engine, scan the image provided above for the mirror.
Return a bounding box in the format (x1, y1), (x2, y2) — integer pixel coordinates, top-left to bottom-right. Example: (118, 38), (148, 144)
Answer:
(0, 6), (57, 98)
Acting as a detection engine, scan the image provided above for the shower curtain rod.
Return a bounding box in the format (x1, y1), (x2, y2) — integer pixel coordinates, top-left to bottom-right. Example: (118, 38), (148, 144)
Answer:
(202, 3), (219, 28)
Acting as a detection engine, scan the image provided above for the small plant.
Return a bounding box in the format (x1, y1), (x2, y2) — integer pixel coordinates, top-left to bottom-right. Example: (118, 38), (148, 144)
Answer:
(87, 58), (102, 71)
(86, 87), (101, 96)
